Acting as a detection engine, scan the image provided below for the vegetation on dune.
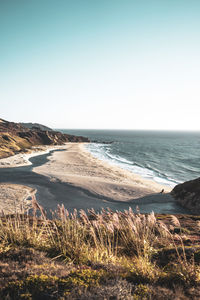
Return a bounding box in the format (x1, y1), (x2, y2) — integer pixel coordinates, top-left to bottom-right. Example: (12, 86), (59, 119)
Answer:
(0, 200), (200, 299)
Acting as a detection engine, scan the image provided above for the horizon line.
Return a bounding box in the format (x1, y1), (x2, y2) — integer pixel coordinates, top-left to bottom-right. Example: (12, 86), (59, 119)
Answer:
(54, 128), (200, 132)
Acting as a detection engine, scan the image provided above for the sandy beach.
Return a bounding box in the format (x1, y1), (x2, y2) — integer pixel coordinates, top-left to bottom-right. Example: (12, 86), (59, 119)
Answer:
(0, 183), (35, 214)
(0, 142), (189, 215)
(33, 143), (171, 202)
(0, 145), (66, 168)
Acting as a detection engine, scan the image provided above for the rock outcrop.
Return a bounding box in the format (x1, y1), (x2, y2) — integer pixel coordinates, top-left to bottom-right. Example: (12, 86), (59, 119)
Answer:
(0, 118), (90, 159)
(171, 177), (200, 214)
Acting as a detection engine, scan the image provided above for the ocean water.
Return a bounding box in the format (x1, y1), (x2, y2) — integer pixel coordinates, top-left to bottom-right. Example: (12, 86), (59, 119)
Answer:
(59, 130), (200, 187)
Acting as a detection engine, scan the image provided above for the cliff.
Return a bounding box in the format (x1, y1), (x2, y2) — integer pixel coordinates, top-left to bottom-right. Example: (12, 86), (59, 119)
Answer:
(0, 118), (89, 159)
(171, 177), (200, 214)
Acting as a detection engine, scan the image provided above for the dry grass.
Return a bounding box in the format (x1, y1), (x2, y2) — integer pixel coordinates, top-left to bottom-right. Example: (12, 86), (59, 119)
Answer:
(0, 199), (200, 299)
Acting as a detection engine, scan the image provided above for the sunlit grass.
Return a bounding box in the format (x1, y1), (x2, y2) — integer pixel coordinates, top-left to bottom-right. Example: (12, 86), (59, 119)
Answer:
(0, 200), (200, 298)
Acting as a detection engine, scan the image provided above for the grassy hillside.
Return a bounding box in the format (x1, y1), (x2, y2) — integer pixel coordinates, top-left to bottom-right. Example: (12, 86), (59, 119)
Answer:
(0, 118), (90, 159)
(0, 132), (32, 158)
(0, 202), (200, 299)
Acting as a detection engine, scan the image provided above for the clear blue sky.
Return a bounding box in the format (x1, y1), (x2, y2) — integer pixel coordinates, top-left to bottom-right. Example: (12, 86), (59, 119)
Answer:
(1, 0), (200, 129)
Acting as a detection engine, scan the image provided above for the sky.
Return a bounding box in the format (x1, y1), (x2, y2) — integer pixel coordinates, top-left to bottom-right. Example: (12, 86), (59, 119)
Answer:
(0, 0), (200, 130)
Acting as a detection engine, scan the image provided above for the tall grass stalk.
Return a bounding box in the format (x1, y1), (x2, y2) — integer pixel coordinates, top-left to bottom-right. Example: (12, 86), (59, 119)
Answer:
(0, 213), (47, 248)
(0, 198), (199, 285)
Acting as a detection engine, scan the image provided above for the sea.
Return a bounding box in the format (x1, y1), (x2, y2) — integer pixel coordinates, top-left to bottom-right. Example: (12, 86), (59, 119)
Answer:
(59, 130), (200, 188)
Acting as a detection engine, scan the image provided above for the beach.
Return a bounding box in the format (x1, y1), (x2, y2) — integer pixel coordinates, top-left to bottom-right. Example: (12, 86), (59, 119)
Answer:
(33, 143), (171, 201)
(0, 143), (189, 215)
(0, 183), (35, 214)
(0, 145), (66, 168)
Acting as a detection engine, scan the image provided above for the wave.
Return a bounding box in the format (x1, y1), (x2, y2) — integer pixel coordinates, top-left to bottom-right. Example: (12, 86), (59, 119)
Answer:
(106, 152), (133, 165)
(86, 143), (178, 187)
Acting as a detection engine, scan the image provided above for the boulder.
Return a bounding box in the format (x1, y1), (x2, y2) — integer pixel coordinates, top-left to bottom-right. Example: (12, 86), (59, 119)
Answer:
(171, 177), (200, 214)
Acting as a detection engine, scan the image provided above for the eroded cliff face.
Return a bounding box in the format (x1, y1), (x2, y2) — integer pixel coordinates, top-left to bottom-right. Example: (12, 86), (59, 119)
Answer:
(171, 177), (200, 214)
(0, 118), (90, 159)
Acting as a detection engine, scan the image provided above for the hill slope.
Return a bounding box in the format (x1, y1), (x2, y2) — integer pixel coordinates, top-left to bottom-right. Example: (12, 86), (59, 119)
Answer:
(0, 118), (89, 159)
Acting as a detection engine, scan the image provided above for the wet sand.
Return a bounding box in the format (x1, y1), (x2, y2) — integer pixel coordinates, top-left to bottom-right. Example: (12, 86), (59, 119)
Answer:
(34, 143), (171, 201)
(0, 145), (66, 168)
(0, 143), (190, 215)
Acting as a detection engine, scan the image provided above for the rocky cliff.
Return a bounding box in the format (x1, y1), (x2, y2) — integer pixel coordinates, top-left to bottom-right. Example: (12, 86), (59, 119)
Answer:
(171, 177), (200, 214)
(0, 118), (90, 159)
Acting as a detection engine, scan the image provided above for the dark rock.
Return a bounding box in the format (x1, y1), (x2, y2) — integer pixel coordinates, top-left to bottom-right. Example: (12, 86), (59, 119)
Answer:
(2, 135), (10, 141)
(171, 177), (200, 214)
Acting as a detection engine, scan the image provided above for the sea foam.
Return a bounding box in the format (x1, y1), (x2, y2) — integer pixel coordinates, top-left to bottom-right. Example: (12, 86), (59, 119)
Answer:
(85, 143), (177, 187)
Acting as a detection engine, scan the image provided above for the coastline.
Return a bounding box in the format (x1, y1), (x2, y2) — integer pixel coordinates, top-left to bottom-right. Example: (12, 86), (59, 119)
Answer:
(33, 142), (171, 202)
(84, 142), (177, 188)
(82, 143), (173, 192)
(0, 145), (66, 168)
(0, 142), (189, 215)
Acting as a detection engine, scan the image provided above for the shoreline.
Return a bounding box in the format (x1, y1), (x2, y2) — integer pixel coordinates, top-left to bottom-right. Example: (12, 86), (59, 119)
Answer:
(82, 143), (173, 191)
(0, 142), (190, 216)
(33, 143), (171, 202)
(0, 145), (67, 168)
(84, 143), (177, 188)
